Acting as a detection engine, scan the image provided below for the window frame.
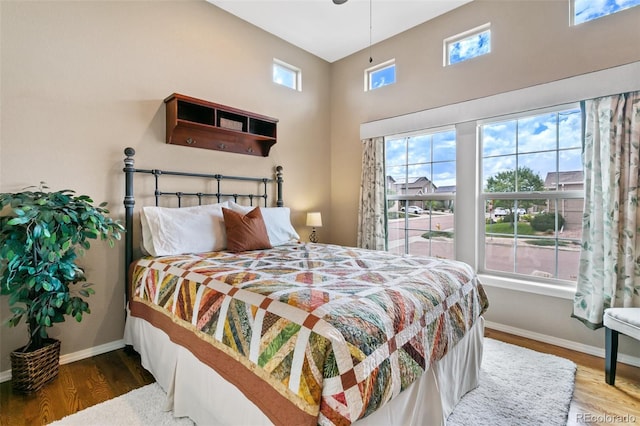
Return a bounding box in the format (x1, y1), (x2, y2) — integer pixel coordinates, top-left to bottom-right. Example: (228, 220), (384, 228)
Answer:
(273, 58), (302, 91)
(571, 0), (640, 25)
(443, 23), (491, 66)
(364, 59), (396, 91)
(384, 126), (456, 258)
(478, 103), (583, 285)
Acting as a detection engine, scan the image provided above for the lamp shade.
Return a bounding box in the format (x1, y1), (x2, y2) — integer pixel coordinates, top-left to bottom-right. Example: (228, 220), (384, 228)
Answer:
(306, 212), (322, 227)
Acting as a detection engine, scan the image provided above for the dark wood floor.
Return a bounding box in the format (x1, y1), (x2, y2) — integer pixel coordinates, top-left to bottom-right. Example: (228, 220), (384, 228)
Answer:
(1, 329), (638, 425)
(0, 348), (154, 426)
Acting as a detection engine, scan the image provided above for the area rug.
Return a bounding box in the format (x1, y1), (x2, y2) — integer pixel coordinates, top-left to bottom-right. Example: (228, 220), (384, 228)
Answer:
(49, 338), (576, 426)
(446, 338), (576, 426)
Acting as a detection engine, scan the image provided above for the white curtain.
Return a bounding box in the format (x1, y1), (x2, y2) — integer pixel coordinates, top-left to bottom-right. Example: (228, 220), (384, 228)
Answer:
(357, 137), (387, 250)
(573, 91), (640, 329)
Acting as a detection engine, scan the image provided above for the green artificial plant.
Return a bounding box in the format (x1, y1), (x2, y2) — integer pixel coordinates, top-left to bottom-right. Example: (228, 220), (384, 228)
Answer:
(0, 184), (124, 352)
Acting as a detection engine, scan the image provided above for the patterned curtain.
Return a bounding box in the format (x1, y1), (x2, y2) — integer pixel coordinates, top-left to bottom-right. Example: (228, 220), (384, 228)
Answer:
(357, 137), (387, 250)
(573, 91), (640, 329)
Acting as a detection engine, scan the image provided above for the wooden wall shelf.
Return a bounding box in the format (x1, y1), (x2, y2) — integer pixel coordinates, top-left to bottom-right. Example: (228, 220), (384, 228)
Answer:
(164, 93), (278, 157)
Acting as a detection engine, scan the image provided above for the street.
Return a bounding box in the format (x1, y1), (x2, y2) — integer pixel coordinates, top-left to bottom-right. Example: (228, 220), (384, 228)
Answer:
(387, 213), (580, 281)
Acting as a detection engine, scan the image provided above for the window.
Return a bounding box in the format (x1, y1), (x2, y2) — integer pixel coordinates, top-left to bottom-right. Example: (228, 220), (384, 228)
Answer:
(366, 64), (636, 291)
(480, 105), (583, 282)
(381, 106), (584, 284)
(572, 0), (640, 25)
(444, 23), (491, 66)
(365, 59), (396, 91)
(273, 59), (301, 91)
(385, 128), (456, 259)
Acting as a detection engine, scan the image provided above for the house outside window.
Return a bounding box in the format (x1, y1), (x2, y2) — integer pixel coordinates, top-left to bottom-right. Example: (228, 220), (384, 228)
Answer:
(385, 128), (456, 259)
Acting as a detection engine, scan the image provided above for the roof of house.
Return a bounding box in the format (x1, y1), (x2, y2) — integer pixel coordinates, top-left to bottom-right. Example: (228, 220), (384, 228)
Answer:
(435, 185), (456, 193)
(544, 170), (584, 188)
(391, 176), (432, 185)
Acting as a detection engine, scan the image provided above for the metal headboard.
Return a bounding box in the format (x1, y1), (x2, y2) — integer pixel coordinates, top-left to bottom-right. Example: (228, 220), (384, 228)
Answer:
(122, 147), (283, 299)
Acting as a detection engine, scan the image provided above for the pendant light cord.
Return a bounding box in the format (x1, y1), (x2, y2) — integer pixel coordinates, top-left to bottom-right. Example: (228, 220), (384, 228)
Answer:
(369, 0), (373, 63)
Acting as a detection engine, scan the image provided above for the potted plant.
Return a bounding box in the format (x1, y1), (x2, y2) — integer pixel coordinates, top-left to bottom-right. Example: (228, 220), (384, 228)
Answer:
(0, 184), (124, 392)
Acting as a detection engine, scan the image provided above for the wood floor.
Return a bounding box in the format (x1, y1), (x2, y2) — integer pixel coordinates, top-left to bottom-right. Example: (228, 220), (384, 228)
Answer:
(0, 329), (638, 425)
(0, 348), (154, 426)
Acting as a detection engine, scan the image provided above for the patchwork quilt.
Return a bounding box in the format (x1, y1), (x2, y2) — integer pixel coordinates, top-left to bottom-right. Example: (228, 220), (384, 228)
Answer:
(129, 242), (488, 425)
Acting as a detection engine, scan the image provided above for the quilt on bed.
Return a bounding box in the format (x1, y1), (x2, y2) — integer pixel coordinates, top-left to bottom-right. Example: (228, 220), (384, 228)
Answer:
(129, 242), (488, 426)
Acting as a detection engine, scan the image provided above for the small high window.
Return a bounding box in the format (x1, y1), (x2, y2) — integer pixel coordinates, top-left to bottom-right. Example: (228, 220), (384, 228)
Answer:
(444, 23), (491, 66)
(365, 59), (396, 91)
(572, 0), (640, 25)
(273, 59), (301, 91)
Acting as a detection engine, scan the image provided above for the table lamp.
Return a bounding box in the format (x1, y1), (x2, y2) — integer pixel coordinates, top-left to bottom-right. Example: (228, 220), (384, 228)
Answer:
(306, 212), (322, 243)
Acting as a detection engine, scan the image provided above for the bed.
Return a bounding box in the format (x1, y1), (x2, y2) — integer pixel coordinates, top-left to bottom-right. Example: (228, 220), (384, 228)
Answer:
(121, 147), (489, 425)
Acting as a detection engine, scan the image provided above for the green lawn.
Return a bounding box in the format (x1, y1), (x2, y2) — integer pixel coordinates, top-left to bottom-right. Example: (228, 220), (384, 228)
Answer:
(396, 219), (573, 245)
(421, 230), (453, 239)
(524, 239), (573, 247)
(388, 212), (420, 219)
(485, 222), (579, 246)
(416, 222), (532, 239)
(485, 222), (535, 235)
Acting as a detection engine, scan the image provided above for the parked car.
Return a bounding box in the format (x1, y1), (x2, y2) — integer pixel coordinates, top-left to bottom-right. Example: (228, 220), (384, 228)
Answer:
(401, 206), (424, 214)
(493, 207), (508, 216)
(494, 207), (526, 216)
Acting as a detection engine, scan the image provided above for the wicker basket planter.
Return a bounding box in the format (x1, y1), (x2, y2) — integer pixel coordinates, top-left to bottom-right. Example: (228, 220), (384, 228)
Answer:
(10, 339), (61, 393)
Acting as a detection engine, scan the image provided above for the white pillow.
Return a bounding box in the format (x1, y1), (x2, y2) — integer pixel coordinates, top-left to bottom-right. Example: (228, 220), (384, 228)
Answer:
(140, 202), (229, 256)
(228, 201), (299, 246)
(139, 209), (155, 256)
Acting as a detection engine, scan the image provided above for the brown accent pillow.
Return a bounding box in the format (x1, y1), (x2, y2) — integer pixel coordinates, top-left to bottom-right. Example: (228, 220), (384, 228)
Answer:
(222, 207), (272, 252)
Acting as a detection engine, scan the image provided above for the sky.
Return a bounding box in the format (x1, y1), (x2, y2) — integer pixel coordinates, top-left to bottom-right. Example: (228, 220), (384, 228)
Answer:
(448, 29), (490, 65)
(386, 107), (583, 191)
(574, 0), (640, 24)
(273, 63), (296, 89)
(371, 66), (396, 89)
(482, 108), (582, 190)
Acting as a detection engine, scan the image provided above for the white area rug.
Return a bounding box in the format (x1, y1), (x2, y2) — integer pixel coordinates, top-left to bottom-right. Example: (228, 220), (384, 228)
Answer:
(49, 338), (576, 426)
(447, 338), (576, 426)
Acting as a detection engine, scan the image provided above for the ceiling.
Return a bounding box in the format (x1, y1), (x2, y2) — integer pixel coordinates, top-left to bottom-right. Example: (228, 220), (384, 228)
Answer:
(207, 0), (472, 63)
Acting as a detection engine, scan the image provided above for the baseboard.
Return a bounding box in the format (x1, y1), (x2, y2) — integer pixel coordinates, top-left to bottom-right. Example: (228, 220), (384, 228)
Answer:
(486, 320), (640, 368)
(0, 339), (126, 383)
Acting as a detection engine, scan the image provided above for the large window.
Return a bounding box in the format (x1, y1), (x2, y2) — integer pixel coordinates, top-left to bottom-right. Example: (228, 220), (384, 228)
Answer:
(385, 128), (456, 259)
(381, 106), (584, 283)
(480, 105), (583, 282)
(368, 64), (636, 291)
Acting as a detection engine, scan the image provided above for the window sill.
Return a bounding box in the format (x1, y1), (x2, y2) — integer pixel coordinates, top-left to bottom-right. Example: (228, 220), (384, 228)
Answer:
(478, 274), (576, 300)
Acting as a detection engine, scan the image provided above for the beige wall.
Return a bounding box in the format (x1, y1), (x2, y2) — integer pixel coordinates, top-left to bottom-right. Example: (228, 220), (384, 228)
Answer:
(0, 1), (331, 372)
(329, 1), (640, 361)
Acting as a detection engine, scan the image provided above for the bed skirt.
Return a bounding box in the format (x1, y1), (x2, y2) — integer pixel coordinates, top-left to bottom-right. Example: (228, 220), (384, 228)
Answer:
(124, 312), (484, 426)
